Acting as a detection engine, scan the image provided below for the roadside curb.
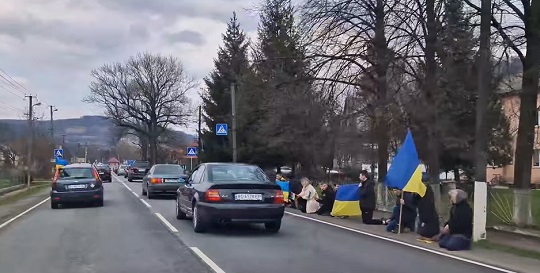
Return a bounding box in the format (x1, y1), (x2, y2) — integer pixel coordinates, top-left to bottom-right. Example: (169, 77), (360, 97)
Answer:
(284, 210), (539, 273)
(0, 184), (25, 197)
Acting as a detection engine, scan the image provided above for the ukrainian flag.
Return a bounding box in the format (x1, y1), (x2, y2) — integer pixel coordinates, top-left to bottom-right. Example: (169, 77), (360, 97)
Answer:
(55, 157), (68, 169)
(385, 129), (427, 197)
(331, 184), (361, 217)
(276, 180), (290, 201)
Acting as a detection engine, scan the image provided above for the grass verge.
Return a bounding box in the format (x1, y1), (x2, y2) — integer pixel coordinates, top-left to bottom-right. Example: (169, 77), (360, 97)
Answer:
(0, 183), (49, 207)
(475, 240), (540, 260)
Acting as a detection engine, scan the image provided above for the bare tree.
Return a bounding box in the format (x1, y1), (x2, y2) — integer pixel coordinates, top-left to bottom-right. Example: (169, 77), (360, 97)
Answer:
(85, 52), (196, 165)
(463, 0), (540, 226)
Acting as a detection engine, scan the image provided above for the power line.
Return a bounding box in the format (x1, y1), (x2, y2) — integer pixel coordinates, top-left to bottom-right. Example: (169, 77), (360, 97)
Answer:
(0, 68), (29, 94)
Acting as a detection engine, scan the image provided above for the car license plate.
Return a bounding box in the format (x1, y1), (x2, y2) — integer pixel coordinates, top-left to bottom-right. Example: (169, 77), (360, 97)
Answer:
(138, 168), (145, 172)
(67, 184), (87, 189)
(99, 172), (104, 174)
(235, 193), (263, 201)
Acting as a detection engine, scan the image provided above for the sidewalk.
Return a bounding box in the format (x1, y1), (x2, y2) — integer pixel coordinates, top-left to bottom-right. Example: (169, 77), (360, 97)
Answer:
(285, 208), (540, 273)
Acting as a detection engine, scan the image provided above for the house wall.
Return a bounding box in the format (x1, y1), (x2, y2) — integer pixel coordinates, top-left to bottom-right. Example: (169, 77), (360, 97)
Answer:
(488, 93), (540, 185)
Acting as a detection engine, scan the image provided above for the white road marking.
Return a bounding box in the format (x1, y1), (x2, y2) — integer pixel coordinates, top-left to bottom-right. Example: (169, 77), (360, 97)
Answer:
(0, 197), (50, 230)
(284, 212), (516, 273)
(190, 247), (226, 273)
(140, 199), (152, 208)
(131, 191), (139, 198)
(155, 212), (178, 233)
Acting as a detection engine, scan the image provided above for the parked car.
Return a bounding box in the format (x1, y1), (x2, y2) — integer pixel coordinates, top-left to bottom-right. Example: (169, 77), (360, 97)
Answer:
(142, 164), (188, 199)
(127, 161), (151, 182)
(50, 163), (104, 208)
(176, 163), (285, 233)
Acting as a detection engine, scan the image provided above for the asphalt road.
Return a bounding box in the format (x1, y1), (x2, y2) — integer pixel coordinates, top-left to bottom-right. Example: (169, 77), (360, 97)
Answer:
(113, 175), (506, 273)
(0, 179), (212, 273)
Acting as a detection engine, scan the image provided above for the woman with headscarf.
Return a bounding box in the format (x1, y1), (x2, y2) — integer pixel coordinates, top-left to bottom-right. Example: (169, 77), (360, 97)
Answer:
(438, 189), (473, 251)
(415, 185), (440, 240)
(297, 177), (319, 214)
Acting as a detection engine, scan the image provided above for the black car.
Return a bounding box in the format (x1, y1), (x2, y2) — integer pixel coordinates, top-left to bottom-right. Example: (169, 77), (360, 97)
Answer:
(50, 163), (104, 209)
(96, 165), (112, 182)
(142, 164), (188, 199)
(176, 163), (285, 233)
(127, 161), (151, 182)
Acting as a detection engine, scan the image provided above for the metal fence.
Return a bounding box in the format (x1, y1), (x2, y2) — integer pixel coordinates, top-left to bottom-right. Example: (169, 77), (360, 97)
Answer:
(0, 168), (25, 190)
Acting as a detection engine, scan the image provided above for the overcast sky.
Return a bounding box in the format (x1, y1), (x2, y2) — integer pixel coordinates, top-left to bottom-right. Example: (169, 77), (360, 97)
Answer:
(0, 0), (260, 134)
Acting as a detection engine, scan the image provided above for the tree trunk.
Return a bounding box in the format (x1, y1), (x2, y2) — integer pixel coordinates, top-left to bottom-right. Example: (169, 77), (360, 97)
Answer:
(424, 0), (442, 209)
(512, 6), (540, 224)
(138, 135), (148, 161)
(374, 0), (390, 182)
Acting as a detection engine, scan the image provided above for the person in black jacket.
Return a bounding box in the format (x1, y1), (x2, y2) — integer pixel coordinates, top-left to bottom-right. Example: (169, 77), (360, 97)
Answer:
(438, 189), (473, 251)
(415, 185), (440, 240)
(316, 183), (335, 215)
(385, 188), (417, 233)
(358, 170), (384, 225)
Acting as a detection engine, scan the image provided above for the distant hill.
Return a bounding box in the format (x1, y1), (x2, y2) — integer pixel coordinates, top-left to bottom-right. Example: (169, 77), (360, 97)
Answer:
(0, 115), (195, 148)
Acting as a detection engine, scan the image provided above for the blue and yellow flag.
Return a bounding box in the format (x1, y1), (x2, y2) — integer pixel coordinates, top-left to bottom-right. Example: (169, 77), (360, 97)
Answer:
(385, 130), (427, 197)
(55, 157), (68, 169)
(331, 184), (361, 217)
(276, 180), (290, 201)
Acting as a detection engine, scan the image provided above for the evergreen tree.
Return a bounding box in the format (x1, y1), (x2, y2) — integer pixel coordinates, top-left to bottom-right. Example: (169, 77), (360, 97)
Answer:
(201, 12), (252, 162)
(254, 0), (326, 172)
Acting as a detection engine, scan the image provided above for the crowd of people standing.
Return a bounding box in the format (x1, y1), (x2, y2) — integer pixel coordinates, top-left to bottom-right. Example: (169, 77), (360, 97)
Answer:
(276, 170), (473, 251)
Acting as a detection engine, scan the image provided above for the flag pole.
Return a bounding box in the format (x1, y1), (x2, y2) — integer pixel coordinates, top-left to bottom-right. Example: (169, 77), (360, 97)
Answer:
(398, 191), (404, 235)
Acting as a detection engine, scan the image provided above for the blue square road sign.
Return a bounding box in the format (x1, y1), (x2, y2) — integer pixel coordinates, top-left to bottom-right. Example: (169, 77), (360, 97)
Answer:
(216, 123), (228, 136)
(54, 149), (64, 158)
(186, 147), (198, 156)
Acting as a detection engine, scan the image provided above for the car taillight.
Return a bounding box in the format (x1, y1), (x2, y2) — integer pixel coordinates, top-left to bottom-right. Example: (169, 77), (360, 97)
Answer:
(150, 178), (163, 184)
(92, 169), (102, 186)
(273, 190), (284, 204)
(205, 190), (221, 202)
(52, 169), (59, 187)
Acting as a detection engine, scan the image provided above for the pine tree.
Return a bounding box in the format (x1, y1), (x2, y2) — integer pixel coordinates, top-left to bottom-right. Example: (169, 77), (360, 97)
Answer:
(201, 12), (252, 162)
(254, 0), (326, 172)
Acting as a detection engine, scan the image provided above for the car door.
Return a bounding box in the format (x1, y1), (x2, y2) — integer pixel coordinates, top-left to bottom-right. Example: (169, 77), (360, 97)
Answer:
(178, 166), (201, 211)
(143, 166), (155, 191)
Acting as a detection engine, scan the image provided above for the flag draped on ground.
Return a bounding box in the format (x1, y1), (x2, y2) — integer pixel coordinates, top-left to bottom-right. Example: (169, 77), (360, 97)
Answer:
(385, 129), (427, 197)
(331, 184), (361, 217)
(55, 157), (68, 169)
(276, 180), (290, 201)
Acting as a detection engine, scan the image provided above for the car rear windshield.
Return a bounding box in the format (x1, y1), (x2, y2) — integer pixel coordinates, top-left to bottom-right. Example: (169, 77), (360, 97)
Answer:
(57, 168), (94, 180)
(132, 162), (150, 168)
(207, 165), (269, 182)
(154, 165), (184, 174)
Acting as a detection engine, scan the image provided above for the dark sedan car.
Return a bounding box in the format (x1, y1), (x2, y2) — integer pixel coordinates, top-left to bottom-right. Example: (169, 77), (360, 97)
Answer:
(96, 165), (112, 182)
(142, 164), (187, 199)
(50, 163), (104, 209)
(176, 163), (285, 233)
(127, 161), (151, 182)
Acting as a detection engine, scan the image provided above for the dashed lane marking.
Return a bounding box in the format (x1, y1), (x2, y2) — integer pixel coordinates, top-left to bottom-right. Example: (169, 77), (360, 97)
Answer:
(155, 212), (178, 233)
(190, 247), (226, 273)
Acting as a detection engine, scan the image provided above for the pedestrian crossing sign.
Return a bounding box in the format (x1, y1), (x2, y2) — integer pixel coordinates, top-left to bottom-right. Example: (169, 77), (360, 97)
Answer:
(186, 147), (197, 156)
(54, 149), (63, 158)
(216, 123), (228, 136)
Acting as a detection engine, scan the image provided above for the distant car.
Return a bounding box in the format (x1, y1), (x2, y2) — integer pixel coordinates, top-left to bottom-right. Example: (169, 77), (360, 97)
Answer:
(117, 165), (128, 176)
(96, 165), (112, 182)
(273, 166), (292, 175)
(176, 163), (285, 233)
(50, 163), (104, 209)
(142, 164), (188, 199)
(127, 161), (151, 182)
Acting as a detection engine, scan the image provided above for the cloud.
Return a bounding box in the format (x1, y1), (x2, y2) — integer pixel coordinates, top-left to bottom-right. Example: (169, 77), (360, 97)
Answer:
(0, 0), (260, 132)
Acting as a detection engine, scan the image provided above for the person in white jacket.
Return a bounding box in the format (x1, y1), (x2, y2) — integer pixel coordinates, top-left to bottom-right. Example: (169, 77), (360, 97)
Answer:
(297, 177), (320, 214)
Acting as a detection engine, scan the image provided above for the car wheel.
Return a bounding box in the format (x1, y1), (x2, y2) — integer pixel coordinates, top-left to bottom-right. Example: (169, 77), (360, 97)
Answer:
(142, 186), (147, 196)
(51, 202), (59, 209)
(128, 177), (133, 182)
(176, 199), (187, 220)
(192, 204), (207, 233)
(264, 220), (281, 233)
(96, 199), (104, 207)
(147, 189), (153, 199)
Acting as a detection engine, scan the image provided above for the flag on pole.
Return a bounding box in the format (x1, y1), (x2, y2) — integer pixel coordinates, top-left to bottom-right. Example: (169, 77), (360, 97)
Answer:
(55, 156), (68, 169)
(276, 180), (290, 202)
(331, 184), (361, 217)
(385, 129), (427, 197)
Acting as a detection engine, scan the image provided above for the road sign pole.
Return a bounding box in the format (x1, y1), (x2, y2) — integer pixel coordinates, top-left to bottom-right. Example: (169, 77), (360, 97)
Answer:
(190, 158), (193, 171)
(231, 83), (237, 162)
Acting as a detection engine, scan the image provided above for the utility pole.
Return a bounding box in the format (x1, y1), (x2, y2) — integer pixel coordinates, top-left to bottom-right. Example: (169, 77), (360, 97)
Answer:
(230, 82), (237, 162)
(61, 134), (66, 148)
(84, 142), (88, 163)
(198, 105), (202, 164)
(49, 105), (57, 138)
(25, 95), (34, 188)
